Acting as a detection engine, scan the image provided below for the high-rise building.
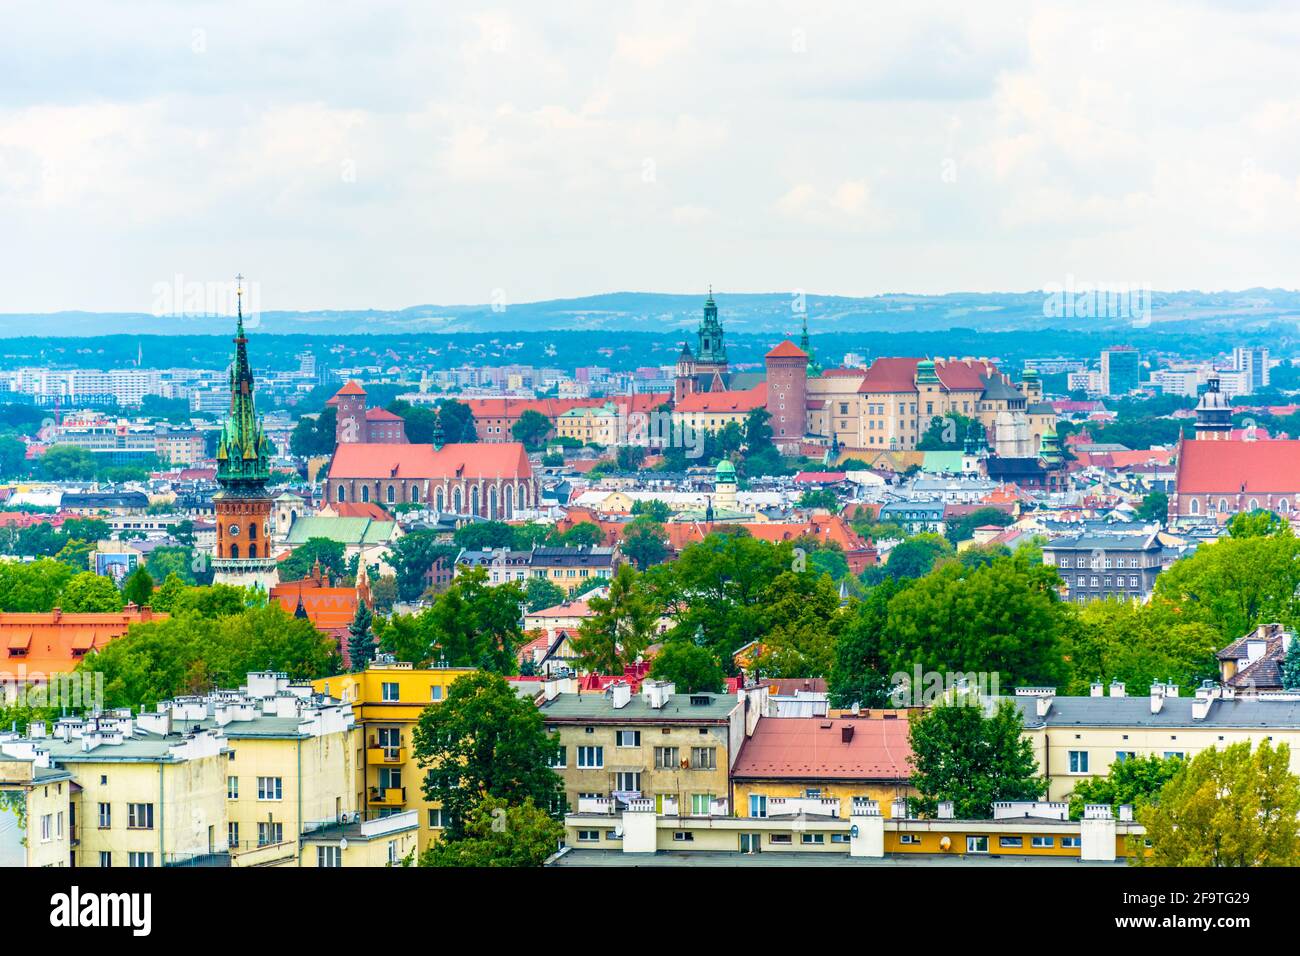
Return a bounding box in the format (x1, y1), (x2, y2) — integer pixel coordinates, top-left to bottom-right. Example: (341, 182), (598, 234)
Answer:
(1232, 347), (1270, 394)
(1100, 347), (1140, 398)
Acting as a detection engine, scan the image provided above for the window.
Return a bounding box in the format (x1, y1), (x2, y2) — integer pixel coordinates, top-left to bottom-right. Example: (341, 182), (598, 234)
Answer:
(673, 831), (694, 842)
(898, 834), (920, 845)
(1115, 751), (1136, 763)
(749, 794), (768, 818)
(801, 833), (825, 845)
(128, 852), (154, 868)
(654, 746), (679, 769)
(1062, 836), (1081, 848)
(1164, 751), (1185, 760)
(257, 777), (283, 801)
(549, 746), (567, 769)
(691, 747), (716, 770)
(691, 793), (713, 815)
(966, 836), (989, 853)
(614, 772), (641, 793)
(576, 746), (603, 769)
(427, 808), (444, 829)
(258, 822), (283, 846)
(1068, 751), (1089, 774)
(99, 851), (111, 867)
(999, 836), (1023, 848)
(616, 730), (641, 748)
(127, 803), (154, 830)
(430, 685), (443, 701)
(317, 846), (342, 867)
(381, 682), (400, 702)
(577, 829), (600, 842)
(1032, 836), (1055, 848)
(228, 822), (239, 849)
(227, 776), (239, 799)
(98, 802), (111, 829)
(40, 813), (51, 842)
(831, 833), (851, 844)
(769, 833), (792, 845)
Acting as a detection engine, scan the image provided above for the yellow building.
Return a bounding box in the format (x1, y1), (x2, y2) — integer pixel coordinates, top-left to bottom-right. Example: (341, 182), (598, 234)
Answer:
(313, 658), (476, 853)
(0, 744), (75, 867)
(556, 403), (620, 446)
(731, 716), (913, 820)
(301, 808), (419, 867)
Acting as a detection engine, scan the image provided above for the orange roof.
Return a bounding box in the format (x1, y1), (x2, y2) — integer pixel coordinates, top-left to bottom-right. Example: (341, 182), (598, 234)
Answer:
(0, 607), (165, 677)
(766, 340), (808, 359)
(857, 356), (1001, 394)
(269, 581), (359, 630)
(332, 380), (367, 398)
(1176, 438), (1300, 495)
(662, 514), (868, 552)
(330, 502), (395, 521)
(732, 716), (912, 781)
(673, 382), (768, 414)
(327, 442), (532, 481)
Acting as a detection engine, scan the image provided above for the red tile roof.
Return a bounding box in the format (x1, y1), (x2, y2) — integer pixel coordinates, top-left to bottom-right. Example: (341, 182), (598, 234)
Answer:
(857, 357), (1001, 394)
(673, 382), (767, 414)
(364, 408), (403, 422)
(1176, 438), (1300, 494)
(330, 502), (395, 521)
(766, 340), (808, 359)
(731, 716), (912, 781)
(0, 606), (164, 677)
(327, 442), (532, 481)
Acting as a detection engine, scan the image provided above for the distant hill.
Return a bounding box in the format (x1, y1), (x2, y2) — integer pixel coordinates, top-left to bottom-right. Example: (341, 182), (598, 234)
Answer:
(4, 288), (1300, 338)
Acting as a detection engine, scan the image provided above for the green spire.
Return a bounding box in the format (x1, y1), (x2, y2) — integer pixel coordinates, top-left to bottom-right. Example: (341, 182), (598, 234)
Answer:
(216, 275), (271, 491)
(696, 287), (727, 367)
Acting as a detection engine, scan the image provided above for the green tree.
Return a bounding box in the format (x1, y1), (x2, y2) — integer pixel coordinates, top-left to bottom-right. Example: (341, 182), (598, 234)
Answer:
(797, 489), (839, 513)
(58, 572), (125, 612)
(942, 507), (1014, 546)
(121, 565), (154, 607)
(829, 577), (908, 709)
(908, 698), (1042, 818)
(412, 672), (563, 839)
(0, 435), (28, 478)
(436, 399), (478, 444)
(0, 559), (73, 611)
(1228, 509), (1285, 539)
(289, 406), (337, 457)
(570, 563), (657, 673)
(917, 412), (977, 451)
(420, 795), (562, 867)
(419, 566), (524, 671)
(387, 529), (458, 602)
(38, 444), (98, 480)
(277, 537), (349, 584)
(347, 600), (375, 672)
(453, 521), (516, 551)
(650, 640), (725, 693)
(620, 517), (669, 570)
(550, 521), (604, 548)
(1283, 639), (1300, 690)
(630, 498), (672, 522)
(881, 533), (954, 580)
(616, 445), (647, 471)
(1134, 740), (1300, 866)
(524, 576), (566, 612)
(755, 571), (847, 678)
(1067, 754), (1184, 820)
(511, 409), (553, 449)
(1135, 491), (1169, 522)
(1064, 599), (1219, 696)
(146, 546), (198, 585)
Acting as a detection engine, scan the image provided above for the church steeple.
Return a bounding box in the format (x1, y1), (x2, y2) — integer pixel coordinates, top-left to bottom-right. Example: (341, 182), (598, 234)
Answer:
(216, 274), (271, 491)
(695, 287), (727, 370)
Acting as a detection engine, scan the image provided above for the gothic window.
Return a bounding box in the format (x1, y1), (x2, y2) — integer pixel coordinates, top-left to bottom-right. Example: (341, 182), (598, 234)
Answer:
(337, 485), (347, 503)
(410, 485), (420, 504)
(361, 485), (370, 503)
(387, 485), (396, 504)
(249, 544), (257, 558)
(230, 543), (240, 559)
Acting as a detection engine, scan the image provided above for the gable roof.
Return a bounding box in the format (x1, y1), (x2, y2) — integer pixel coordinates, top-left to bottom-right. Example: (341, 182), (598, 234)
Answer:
(673, 382), (768, 415)
(1175, 438), (1300, 494)
(327, 442), (532, 481)
(766, 340), (808, 359)
(731, 716), (911, 781)
(0, 608), (165, 676)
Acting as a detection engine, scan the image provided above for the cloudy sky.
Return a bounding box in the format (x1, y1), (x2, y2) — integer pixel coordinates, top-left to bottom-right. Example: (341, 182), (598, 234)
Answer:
(3, 0), (1299, 313)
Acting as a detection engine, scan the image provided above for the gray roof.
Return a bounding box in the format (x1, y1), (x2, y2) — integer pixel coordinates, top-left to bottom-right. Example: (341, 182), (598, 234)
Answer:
(539, 691), (739, 723)
(1012, 695), (1300, 730)
(1043, 532), (1159, 552)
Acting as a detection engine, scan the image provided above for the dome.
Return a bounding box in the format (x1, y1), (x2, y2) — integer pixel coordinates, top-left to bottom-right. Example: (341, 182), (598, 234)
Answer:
(715, 459), (737, 480)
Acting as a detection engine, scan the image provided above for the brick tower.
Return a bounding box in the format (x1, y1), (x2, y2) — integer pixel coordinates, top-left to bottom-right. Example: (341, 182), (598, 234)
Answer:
(765, 340), (809, 453)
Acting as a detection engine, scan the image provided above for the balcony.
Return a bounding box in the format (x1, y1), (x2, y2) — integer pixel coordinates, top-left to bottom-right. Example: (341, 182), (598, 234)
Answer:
(367, 746), (407, 765)
(369, 786), (406, 807)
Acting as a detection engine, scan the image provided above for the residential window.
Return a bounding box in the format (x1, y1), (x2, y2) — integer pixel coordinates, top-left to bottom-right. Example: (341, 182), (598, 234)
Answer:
(1032, 836), (1055, 848)
(427, 808), (444, 829)
(616, 730), (641, 748)
(317, 846), (342, 867)
(430, 685), (443, 701)
(614, 772), (641, 793)
(1062, 836), (1082, 848)
(576, 746), (603, 769)
(128, 852), (154, 868)
(749, 794), (768, 818)
(258, 822), (283, 847)
(576, 829), (599, 842)
(673, 831), (694, 842)
(999, 836), (1023, 848)
(966, 836), (989, 853)
(691, 793), (714, 815)
(1165, 752), (1185, 760)
(831, 833), (851, 844)
(227, 776), (239, 799)
(654, 746), (679, 769)
(898, 834), (921, 845)
(127, 803), (154, 830)
(257, 777), (283, 801)
(1115, 751), (1136, 762)
(1068, 751), (1089, 774)
(97, 802), (111, 829)
(40, 813), (51, 842)
(801, 833), (825, 845)
(691, 747), (716, 770)
(99, 851), (111, 867)
(549, 745), (567, 768)
(228, 822), (239, 849)
(768, 833), (792, 845)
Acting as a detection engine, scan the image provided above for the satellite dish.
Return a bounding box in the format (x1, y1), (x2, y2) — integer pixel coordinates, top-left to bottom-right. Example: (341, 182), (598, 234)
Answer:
(339, 838), (349, 851)
(849, 824), (859, 837)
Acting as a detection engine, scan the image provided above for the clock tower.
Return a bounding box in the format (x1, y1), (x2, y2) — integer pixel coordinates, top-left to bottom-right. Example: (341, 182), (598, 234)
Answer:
(212, 276), (279, 591)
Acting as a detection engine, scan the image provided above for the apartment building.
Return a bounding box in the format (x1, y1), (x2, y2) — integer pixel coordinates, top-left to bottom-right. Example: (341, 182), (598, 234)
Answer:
(539, 679), (752, 817)
(457, 545), (618, 595)
(1041, 531), (1163, 603)
(0, 751), (76, 867)
(312, 658), (476, 853)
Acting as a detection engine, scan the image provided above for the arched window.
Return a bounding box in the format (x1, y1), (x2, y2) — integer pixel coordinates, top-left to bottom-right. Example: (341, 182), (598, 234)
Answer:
(488, 486), (497, 519)
(1219, 498), (1229, 513)
(1190, 498), (1200, 515)
(1248, 498), (1260, 511)
(1281, 499), (1291, 513)
(337, 485), (347, 503)
(517, 485), (526, 510)
(230, 543), (240, 559)
(249, 543), (258, 558)
(453, 487), (463, 513)
(410, 485), (420, 504)
(471, 486), (480, 515)
(435, 487), (444, 512)
(361, 485), (370, 503)
(504, 485), (514, 519)
(387, 485), (396, 504)
(249, 523), (257, 540)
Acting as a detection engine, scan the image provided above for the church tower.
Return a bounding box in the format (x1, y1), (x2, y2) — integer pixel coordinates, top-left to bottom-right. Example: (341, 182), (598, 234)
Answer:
(212, 276), (279, 591)
(1194, 375), (1233, 440)
(693, 288), (728, 383)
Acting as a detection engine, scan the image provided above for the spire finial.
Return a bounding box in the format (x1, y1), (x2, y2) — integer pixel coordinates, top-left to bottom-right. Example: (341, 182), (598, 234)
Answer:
(235, 273), (244, 321)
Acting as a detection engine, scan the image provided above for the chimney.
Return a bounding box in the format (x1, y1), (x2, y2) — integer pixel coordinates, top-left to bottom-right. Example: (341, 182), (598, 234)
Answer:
(642, 680), (674, 709)
(841, 724), (855, 743)
(610, 681), (631, 709)
(1036, 694), (1053, 718)
(543, 677), (560, 702)
(1165, 683), (1179, 699)
(1150, 683), (1165, 714)
(1109, 681), (1126, 698)
(1090, 681), (1103, 697)
(28, 721), (46, 739)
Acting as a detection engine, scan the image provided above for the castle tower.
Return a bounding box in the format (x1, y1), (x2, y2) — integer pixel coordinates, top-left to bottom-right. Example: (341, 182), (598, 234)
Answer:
(1194, 375), (1232, 440)
(765, 340), (809, 454)
(327, 381), (368, 445)
(212, 276), (279, 592)
(673, 341), (697, 404)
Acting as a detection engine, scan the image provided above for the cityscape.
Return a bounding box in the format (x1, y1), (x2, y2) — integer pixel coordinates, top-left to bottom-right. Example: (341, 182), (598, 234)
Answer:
(2, 0), (1294, 934)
